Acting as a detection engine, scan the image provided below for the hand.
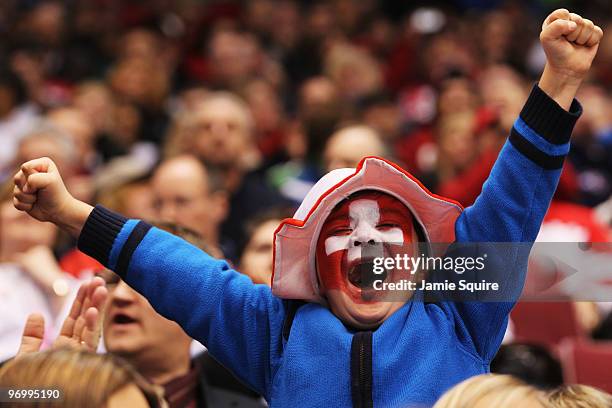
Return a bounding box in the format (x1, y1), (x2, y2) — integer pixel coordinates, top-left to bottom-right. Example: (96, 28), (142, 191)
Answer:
(541, 9), (603, 80)
(16, 277), (108, 357)
(13, 157), (93, 237)
(539, 9), (604, 109)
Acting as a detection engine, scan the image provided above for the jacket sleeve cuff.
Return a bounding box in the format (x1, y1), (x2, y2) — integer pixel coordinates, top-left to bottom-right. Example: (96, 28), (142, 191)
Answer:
(77, 205), (128, 266)
(519, 84), (582, 145)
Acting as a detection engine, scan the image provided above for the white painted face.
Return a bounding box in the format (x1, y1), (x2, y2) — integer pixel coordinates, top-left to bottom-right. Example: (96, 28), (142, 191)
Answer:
(315, 191), (418, 329)
(324, 199), (404, 262)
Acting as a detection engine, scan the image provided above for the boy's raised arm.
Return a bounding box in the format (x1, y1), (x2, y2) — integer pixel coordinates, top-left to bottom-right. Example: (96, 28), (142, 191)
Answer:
(13, 158), (284, 397)
(448, 9), (603, 361)
(457, 8), (602, 243)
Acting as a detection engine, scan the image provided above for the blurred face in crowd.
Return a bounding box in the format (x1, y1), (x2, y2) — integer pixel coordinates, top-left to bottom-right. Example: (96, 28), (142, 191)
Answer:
(299, 77), (339, 119)
(423, 35), (476, 84)
(16, 131), (75, 178)
(73, 82), (114, 134)
(190, 95), (254, 169)
(437, 112), (477, 173)
(324, 125), (385, 171)
(437, 77), (479, 116)
(110, 57), (169, 108)
(0, 85), (16, 117)
(27, 2), (65, 45)
(120, 182), (157, 221)
(479, 66), (527, 132)
(325, 43), (383, 101)
(240, 218), (281, 286)
(244, 79), (283, 134)
(0, 200), (57, 260)
(316, 191), (418, 329)
(209, 30), (259, 87)
(362, 101), (400, 142)
(102, 273), (192, 379)
(151, 156), (226, 244)
(121, 29), (160, 61)
(46, 108), (96, 164)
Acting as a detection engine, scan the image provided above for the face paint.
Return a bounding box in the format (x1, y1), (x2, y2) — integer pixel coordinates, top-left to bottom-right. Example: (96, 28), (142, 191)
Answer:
(316, 191), (416, 303)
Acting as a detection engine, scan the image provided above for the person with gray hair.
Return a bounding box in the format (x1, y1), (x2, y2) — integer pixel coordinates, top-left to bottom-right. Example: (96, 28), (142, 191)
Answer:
(164, 92), (288, 260)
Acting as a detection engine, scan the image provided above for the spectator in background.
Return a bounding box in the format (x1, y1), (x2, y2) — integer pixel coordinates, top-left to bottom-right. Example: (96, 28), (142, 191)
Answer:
(478, 65), (529, 135)
(323, 125), (387, 172)
(425, 111), (479, 192)
(0, 65), (39, 178)
(151, 155), (228, 257)
(46, 107), (99, 175)
(433, 374), (545, 408)
(0, 189), (74, 362)
(99, 223), (263, 408)
(165, 92), (286, 256)
(207, 30), (262, 91)
(267, 76), (343, 204)
(0, 349), (164, 408)
(491, 343), (564, 390)
(324, 42), (384, 102)
(570, 84), (612, 207)
(241, 78), (288, 164)
(108, 55), (170, 145)
(98, 176), (157, 221)
(100, 268), (263, 408)
(239, 208), (293, 286)
(548, 384), (612, 408)
(12, 124), (97, 204)
(72, 81), (122, 162)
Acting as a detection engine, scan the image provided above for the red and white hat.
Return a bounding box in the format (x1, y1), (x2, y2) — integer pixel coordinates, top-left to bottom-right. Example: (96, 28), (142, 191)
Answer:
(271, 157), (463, 302)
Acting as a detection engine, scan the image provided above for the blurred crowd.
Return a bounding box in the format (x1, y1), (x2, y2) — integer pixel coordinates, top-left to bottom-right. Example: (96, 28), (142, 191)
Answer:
(1, 0), (612, 406)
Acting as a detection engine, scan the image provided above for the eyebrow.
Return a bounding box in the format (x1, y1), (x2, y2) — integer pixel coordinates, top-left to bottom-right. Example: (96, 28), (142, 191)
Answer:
(379, 207), (412, 219)
(325, 207), (350, 224)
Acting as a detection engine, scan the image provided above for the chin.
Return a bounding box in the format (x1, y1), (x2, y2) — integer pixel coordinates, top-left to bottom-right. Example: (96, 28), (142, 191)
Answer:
(327, 289), (397, 330)
(349, 303), (393, 329)
(105, 338), (140, 356)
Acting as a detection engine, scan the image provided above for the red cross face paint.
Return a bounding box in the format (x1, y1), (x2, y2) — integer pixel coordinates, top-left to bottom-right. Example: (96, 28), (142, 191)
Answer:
(315, 191), (418, 329)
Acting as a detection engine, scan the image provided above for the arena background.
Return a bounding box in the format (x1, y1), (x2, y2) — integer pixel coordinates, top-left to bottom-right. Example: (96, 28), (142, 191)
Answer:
(1, 0), (611, 404)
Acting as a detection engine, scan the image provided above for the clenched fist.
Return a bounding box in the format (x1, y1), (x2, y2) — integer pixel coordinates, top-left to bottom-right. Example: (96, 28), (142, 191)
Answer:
(539, 9), (604, 110)
(13, 157), (93, 237)
(541, 9), (603, 79)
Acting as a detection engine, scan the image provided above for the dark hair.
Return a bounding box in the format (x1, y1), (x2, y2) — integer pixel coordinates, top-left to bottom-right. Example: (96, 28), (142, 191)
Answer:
(0, 64), (28, 105)
(593, 310), (612, 340)
(491, 343), (563, 390)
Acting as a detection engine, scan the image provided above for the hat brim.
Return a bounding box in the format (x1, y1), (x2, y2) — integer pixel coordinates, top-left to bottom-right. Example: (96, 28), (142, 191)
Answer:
(272, 156), (463, 302)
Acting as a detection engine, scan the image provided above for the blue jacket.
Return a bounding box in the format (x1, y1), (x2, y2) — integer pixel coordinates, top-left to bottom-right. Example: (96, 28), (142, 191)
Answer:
(79, 85), (580, 407)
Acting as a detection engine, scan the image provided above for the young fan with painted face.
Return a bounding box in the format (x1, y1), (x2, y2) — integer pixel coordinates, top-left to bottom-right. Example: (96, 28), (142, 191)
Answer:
(315, 191), (419, 329)
(12, 10), (603, 407)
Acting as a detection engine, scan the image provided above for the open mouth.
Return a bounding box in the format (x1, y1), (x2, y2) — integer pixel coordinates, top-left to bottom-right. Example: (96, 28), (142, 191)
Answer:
(112, 313), (138, 325)
(348, 260), (388, 290)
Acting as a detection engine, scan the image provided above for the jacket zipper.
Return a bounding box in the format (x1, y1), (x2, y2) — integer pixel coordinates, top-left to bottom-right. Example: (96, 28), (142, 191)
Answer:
(351, 331), (373, 408)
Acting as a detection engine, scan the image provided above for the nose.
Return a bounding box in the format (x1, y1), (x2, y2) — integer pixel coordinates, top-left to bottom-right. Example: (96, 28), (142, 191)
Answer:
(158, 201), (177, 222)
(353, 238), (376, 247)
(109, 280), (137, 305)
(352, 222), (378, 247)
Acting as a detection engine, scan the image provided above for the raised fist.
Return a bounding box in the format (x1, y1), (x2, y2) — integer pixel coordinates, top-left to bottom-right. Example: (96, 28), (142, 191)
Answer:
(13, 157), (73, 224)
(540, 9), (604, 82)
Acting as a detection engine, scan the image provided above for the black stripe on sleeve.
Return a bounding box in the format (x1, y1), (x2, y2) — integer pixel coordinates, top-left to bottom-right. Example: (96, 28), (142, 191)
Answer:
(509, 128), (566, 170)
(519, 84), (582, 145)
(78, 205), (127, 266)
(115, 221), (153, 278)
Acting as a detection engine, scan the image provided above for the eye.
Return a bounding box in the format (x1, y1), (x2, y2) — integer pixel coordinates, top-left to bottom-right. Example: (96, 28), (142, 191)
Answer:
(377, 223), (400, 230)
(330, 227), (352, 236)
